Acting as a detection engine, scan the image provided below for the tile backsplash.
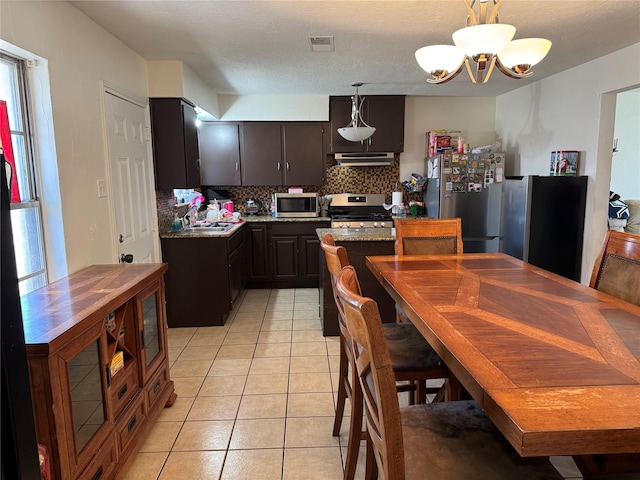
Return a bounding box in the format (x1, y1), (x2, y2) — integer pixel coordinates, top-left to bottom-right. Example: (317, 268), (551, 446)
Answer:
(157, 155), (423, 229)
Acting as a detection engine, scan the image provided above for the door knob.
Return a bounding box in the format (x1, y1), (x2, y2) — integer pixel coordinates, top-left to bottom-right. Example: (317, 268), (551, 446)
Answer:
(119, 234), (124, 243)
(120, 254), (133, 263)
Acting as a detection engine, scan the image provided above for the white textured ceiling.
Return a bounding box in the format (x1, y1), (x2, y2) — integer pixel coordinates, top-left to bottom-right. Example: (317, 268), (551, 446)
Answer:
(70, 0), (640, 97)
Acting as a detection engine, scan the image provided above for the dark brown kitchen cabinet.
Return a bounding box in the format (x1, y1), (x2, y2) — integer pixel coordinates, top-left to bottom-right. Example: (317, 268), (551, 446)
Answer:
(246, 221), (329, 288)
(161, 226), (246, 327)
(150, 98), (200, 189)
(22, 264), (175, 480)
(247, 223), (271, 282)
(199, 122), (241, 186)
(329, 95), (405, 154)
(241, 122), (326, 186)
(320, 240), (395, 336)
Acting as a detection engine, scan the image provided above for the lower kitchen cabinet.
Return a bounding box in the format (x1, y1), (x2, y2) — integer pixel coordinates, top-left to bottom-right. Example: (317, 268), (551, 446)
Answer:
(21, 264), (175, 480)
(320, 240), (395, 336)
(161, 226), (247, 327)
(247, 221), (329, 288)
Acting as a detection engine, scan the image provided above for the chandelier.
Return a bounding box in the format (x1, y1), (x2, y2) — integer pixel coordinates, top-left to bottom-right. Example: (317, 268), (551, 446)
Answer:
(337, 82), (376, 142)
(415, 0), (552, 84)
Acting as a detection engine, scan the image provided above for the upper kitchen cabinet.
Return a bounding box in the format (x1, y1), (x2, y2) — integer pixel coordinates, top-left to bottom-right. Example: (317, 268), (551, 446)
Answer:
(329, 95), (405, 154)
(241, 122), (326, 186)
(150, 98), (200, 190)
(199, 123), (241, 186)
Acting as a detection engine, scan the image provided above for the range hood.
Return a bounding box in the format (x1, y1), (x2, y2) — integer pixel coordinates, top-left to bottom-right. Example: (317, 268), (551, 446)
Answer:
(334, 152), (395, 167)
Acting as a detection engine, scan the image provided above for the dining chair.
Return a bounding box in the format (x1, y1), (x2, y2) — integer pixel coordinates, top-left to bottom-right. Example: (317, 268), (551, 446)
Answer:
(394, 217), (463, 256)
(393, 218), (463, 324)
(335, 264), (565, 480)
(590, 230), (640, 306)
(320, 234), (448, 480)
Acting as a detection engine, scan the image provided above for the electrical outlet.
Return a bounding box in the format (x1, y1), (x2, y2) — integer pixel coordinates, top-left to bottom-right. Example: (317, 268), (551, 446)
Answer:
(97, 179), (107, 198)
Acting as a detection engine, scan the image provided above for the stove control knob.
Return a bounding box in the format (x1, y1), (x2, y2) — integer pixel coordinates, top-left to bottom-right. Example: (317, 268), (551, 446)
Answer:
(338, 222), (343, 228)
(380, 222), (386, 227)
(373, 222), (379, 227)
(359, 222), (365, 228)
(346, 222), (351, 228)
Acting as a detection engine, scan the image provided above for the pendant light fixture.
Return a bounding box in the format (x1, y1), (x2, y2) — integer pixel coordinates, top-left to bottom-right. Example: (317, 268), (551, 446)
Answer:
(415, 0), (551, 84)
(337, 82), (376, 142)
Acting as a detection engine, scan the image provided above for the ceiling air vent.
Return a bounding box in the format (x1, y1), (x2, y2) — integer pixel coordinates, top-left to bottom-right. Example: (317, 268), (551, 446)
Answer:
(307, 36), (334, 52)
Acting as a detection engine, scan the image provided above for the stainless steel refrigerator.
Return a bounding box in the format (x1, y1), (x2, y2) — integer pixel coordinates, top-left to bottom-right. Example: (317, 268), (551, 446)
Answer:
(502, 175), (588, 281)
(423, 152), (505, 253)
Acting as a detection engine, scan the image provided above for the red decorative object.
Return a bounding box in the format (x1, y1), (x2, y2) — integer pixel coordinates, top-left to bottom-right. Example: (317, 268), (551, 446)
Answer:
(0, 100), (21, 203)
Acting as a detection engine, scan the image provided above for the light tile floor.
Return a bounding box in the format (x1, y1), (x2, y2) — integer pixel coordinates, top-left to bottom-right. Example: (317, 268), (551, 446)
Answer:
(122, 287), (583, 480)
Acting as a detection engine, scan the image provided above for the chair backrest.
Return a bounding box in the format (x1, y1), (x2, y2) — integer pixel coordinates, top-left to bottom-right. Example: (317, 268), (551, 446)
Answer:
(336, 265), (405, 480)
(320, 233), (355, 326)
(589, 230), (640, 306)
(394, 218), (463, 255)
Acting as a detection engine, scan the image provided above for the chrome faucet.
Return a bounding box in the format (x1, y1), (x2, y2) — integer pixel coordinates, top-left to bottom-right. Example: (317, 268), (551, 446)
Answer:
(183, 204), (199, 227)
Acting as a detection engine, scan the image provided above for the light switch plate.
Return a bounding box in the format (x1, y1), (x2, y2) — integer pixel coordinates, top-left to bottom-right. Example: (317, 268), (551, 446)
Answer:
(97, 179), (107, 198)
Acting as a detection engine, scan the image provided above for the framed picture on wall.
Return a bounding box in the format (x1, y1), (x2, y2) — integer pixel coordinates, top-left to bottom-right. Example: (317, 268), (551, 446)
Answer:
(550, 150), (579, 176)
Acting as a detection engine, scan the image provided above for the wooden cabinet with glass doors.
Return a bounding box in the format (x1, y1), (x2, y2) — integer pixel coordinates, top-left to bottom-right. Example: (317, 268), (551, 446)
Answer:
(22, 264), (175, 480)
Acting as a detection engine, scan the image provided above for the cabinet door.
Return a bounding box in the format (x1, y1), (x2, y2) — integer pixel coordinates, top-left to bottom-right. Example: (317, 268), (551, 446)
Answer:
(150, 98), (200, 189)
(56, 322), (112, 479)
(199, 123), (241, 186)
(248, 224), (271, 282)
(137, 279), (167, 383)
(300, 234), (321, 282)
(241, 123), (282, 185)
(182, 101), (201, 187)
(366, 96), (405, 152)
(282, 123), (325, 185)
(329, 96), (362, 154)
(272, 235), (299, 281)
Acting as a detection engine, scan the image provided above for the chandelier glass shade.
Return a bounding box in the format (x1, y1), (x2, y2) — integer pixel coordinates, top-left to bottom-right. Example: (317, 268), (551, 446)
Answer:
(416, 0), (551, 84)
(337, 83), (376, 142)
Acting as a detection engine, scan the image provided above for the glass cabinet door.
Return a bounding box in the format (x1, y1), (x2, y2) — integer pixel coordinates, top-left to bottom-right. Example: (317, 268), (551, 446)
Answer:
(67, 340), (106, 453)
(138, 280), (166, 382)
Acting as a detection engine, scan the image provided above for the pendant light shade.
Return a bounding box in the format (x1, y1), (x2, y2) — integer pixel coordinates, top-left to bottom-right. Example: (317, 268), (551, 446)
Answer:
(415, 0), (551, 84)
(498, 38), (552, 71)
(337, 82), (376, 142)
(452, 24), (516, 57)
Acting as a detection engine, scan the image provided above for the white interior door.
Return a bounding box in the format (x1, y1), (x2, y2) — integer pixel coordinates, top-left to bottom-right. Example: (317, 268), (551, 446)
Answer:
(104, 91), (156, 264)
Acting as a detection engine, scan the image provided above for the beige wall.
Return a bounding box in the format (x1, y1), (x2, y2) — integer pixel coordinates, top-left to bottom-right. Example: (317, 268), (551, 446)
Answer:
(1, 0), (149, 275)
(400, 96), (497, 180)
(495, 43), (640, 284)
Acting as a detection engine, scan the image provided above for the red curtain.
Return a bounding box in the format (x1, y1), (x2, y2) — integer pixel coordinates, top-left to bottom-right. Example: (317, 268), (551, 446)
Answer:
(0, 100), (21, 203)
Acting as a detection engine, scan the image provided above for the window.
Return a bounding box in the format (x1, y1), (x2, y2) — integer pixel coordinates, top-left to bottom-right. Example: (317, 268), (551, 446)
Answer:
(1, 53), (47, 295)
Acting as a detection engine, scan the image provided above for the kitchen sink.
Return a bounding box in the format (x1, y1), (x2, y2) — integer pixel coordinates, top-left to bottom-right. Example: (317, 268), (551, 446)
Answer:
(186, 226), (229, 232)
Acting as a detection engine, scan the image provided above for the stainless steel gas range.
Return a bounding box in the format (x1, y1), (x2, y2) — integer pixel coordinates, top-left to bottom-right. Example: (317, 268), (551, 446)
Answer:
(328, 193), (392, 229)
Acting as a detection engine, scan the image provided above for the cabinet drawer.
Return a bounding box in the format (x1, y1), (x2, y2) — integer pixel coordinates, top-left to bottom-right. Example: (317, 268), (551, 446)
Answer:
(75, 436), (117, 480)
(146, 366), (169, 410)
(228, 227), (245, 252)
(271, 222), (327, 236)
(117, 394), (146, 453)
(110, 360), (139, 419)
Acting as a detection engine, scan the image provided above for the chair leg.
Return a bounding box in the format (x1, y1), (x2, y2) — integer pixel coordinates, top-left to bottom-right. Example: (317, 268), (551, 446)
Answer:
(364, 429), (378, 480)
(416, 380), (427, 404)
(343, 371), (363, 480)
(333, 336), (349, 437)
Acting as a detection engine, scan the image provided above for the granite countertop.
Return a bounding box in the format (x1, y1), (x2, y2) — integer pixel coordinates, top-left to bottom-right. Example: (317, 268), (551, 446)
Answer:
(243, 215), (331, 223)
(316, 228), (395, 242)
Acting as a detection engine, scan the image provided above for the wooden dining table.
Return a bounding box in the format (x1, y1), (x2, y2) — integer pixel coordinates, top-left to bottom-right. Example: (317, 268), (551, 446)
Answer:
(366, 252), (640, 477)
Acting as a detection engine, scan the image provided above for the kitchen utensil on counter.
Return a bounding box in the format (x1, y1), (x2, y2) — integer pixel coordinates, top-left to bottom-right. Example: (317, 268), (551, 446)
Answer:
(222, 201), (234, 213)
(245, 198), (262, 215)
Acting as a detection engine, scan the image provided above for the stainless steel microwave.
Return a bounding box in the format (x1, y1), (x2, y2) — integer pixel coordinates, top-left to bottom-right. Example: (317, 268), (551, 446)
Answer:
(274, 193), (318, 217)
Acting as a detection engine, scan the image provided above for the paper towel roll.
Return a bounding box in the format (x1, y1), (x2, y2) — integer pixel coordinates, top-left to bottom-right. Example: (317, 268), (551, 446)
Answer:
(392, 191), (403, 214)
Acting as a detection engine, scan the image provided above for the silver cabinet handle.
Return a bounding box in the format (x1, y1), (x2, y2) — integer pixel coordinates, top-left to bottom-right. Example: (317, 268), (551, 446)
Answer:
(286, 162), (290, 171)
(277, 162), (281, 171)
(235, 162), (239, 171)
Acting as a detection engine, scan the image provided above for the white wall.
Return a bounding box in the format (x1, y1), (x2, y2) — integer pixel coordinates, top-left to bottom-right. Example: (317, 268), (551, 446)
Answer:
(611, 88), (640, 201)
(217, 95), (329, 121)
(496, 43), (640, 284)
(401, 96), (497, 180)
(1, 0), (150, 275)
